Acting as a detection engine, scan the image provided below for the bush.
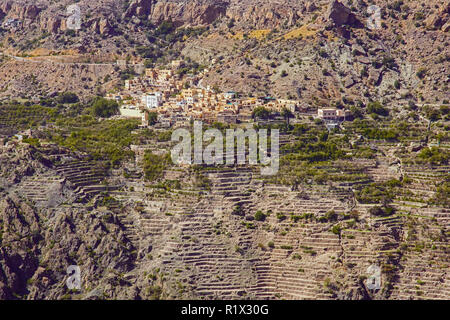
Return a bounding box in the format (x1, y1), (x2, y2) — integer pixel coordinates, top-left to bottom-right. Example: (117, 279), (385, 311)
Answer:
(367, 101), (389, 117)
(57, 92), (79, 104)
(369, 206), (396, 217)
(155, 20), (176, 36)
(417, 147), (449, 165)
(254, 211), (266, 221)
(355, 182), (397, 204)
(49, 118), (139, 165)
(319, 210), (338, 223)
(331, 225), (341, 235)
(430, 177), (449, 207)
(147, 111), (158, 125)
(232, 204), (244, 216)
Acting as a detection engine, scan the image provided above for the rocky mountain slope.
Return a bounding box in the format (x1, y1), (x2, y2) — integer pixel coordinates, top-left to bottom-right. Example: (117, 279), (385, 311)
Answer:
(0, 0), (448, 301)
(0, 0), (448, 104)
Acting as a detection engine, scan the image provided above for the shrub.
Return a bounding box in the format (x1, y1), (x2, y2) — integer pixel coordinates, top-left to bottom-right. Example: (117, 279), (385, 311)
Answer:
(417, 147), (449, 165)
(367, 101), (389, 117)
(416, 68), (427, 79)
(429, 178), (449, 207)
(147, 111), (158, 125)
(57, 92), (79, 104)
(331, 225), (341, 235)
(232, 204), (244, 216)
(319, 210), (338, 222)
(254, 211), (266, 221)
(369, 206), (396, 217)
(49, 118), (138, 165)
(356, 182), (394, 204)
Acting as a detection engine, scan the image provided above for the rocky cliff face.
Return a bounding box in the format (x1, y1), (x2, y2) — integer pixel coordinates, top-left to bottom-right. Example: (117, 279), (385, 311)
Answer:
(0, 1), (41, 20)
(0, 0), (320, 35)
(1, 0), (449, 35)
(127, 0), (229, 26)
(0, 143), (136, 299)
(0, 0), (230, 34)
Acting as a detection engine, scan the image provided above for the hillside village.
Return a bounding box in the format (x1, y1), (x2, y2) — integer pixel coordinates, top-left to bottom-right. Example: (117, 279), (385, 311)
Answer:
(0, 0), (448, 302)
(109, 59), (351, 128)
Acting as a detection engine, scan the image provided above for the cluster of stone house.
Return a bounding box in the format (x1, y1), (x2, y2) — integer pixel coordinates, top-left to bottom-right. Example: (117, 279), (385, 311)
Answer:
(109, 59), (350, 128)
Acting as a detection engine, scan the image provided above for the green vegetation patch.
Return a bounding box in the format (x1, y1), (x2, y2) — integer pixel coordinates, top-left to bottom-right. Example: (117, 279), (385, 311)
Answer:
(143, 151), (172, 182)
(49, 117), (139, 166)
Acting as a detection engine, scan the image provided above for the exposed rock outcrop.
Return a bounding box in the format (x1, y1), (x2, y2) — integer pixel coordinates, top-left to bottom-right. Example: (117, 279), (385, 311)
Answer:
(425, 2), (450, 31)
(0, 1), (41, 20)
(124, 0), (153, 19)
(327, 0), (362, 28)
(149, 0), (228, 26)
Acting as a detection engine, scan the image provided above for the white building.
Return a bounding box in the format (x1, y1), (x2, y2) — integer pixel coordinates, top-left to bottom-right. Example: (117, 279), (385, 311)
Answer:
(142, 92), (163, 109)
(318, 108), (346, 121)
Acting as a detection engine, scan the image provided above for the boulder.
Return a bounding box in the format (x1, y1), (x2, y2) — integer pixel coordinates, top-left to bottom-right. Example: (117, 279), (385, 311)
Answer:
(425, 2), (449, 30)
(352, 44), (366, 56)
(425, 14), (443, 30)
(23, 5), (41, 19)
(343, 75), (356, 88)
(327, 0), (362, 27)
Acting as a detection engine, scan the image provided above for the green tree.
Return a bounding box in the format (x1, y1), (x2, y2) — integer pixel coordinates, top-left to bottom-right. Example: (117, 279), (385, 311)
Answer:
(252, 107), (272, 120)
(367, 101), (389, 117)
(91, 97), (119, 118)
(254, 211), (266, 221)
(281, 107), (294, 126)
(57, 92), (79, 104)
(147, 111), (158, 125)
